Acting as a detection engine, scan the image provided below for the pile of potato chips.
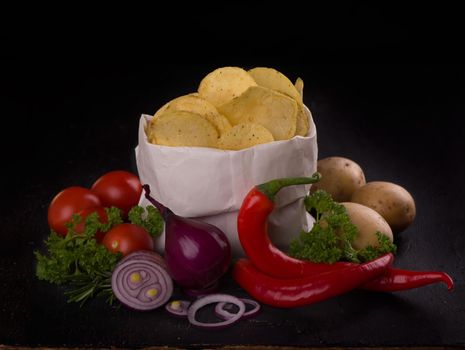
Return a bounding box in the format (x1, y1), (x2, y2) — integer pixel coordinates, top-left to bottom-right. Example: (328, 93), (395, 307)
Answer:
(146, 67), (309, 150)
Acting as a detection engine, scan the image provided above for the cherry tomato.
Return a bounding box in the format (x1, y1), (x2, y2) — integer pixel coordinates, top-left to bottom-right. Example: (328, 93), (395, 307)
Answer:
(74, 206), (108, 243)
(48, 187), (102, 236)
(102, 223), (153, 256)
(91, 170), (142, 217)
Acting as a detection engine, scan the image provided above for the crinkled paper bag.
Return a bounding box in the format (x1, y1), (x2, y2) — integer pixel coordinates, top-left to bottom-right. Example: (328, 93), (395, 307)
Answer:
(135, 106), (318, 256)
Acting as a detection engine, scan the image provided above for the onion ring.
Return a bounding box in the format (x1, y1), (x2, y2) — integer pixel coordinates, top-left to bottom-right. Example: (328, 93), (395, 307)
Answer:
(112, 255), (173, 311)
(165, 300), (191, 317)
(187, 294), (245, 329)
(215, 298), (260, 320)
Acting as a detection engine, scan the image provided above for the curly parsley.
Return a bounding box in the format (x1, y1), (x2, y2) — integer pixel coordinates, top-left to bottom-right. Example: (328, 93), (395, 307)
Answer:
(289, 190), (396, 263)
(35, 207), (124, 305)
(128, 205), (163, 237)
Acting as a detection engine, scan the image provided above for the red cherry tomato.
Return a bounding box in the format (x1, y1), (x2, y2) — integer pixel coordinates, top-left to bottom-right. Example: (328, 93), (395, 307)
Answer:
(91, 171), (142, 217)
(48, 187), (102, 236)
(102, 223), (153, 256)
(74, 206), (108, 243)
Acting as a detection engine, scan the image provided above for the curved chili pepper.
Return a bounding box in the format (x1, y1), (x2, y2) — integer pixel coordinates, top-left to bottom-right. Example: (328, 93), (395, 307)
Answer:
(237, 173), (354, 279)
(237, 174), (454, 292)
(233, 254), (393, 308)
(361, 268), (454, 292)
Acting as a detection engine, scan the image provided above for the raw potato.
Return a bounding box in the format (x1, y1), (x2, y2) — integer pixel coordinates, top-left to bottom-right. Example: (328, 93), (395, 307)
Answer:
(198, 67), (257, 107)
(351, 181), (416, 233)
(341, 202), (394, 250)
(218, 86), (297, 140)
(248, 67), (303, 104)
(311, 157), (366, 202)
(147, 111), (218, 148)
(218, 123), (274, 150)
(154, 94), (231, 135)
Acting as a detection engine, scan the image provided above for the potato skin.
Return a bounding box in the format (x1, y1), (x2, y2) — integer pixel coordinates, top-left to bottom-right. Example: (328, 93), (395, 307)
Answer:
(350, 181), (416, 233)
(341, 202), (393, 250)
(311, 157), (366, 202)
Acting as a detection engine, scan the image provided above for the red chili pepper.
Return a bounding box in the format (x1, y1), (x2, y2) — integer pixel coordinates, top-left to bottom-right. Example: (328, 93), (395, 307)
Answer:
(237, 173), (354, 278)
(233, 254), (393, 308)
(237, 174), (454, 292)
(361, 267), (454, 292)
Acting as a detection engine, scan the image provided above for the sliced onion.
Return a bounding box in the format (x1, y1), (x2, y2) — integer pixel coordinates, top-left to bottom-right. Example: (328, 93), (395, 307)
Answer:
(165, 300), (191, 317)
(215, 298), (260, 320)
(112, 254), (173, 311)
(117, 250), (167, 269)
(187, 294), (245, 329)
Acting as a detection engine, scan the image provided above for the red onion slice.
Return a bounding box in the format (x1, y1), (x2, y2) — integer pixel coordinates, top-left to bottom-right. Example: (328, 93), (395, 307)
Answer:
(187, 294), (245, 329)
(112, 255), (173, 311)
(117, 250), (167, 269)
(215, 298), (260, 320)
(165, 300), (191, 317)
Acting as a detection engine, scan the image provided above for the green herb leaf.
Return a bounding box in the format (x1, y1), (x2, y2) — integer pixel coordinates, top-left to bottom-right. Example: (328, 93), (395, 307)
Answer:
(290, 190), (396, 264)
(128, 205), (163, 237)
(358, 232), (397, 262)
(35, 210), (123, 304)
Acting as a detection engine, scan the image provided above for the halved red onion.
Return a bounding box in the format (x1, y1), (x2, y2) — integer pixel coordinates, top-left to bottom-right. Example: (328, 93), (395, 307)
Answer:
(215, 298), (260, 320)
(117, 250), (167, 269)
(165, 300), (191, 317)
(187, 294), (245, 329)
(112, 254), (173, 311)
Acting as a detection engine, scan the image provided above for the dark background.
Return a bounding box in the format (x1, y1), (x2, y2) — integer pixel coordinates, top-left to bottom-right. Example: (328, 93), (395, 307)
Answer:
(2, 3), (465, 349)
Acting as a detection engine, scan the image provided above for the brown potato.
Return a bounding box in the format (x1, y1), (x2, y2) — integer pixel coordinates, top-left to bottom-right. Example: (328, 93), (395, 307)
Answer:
(351, 181), (416, 233)
(341, 202), (394, 250)
(311, 157), (366, 202)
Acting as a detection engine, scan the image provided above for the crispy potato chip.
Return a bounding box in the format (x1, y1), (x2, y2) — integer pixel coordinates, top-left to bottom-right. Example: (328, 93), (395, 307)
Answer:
(198, 67), (257, 107)
(161, 94), (231, 135)
(218, 123), (274, 150)
(218, 86), (297, 140)
(147, 111), (218, 148)
(295, 104), (310, 136)
(153, 100), (171, 119)
(295, 77), (304, 98)
(248, 67), (302, 104)
(153, 93), (199, 118)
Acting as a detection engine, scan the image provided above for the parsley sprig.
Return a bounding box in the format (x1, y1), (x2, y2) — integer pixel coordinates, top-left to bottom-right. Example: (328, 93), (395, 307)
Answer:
(289, 190), (396, 263)
(35, 205), (163, 305)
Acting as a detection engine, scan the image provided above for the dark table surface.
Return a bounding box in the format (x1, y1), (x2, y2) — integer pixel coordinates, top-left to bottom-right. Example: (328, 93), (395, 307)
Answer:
(1, 63), (464, 348)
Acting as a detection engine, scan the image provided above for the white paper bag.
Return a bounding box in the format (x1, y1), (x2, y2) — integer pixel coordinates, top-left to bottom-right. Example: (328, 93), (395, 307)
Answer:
(135, 107), (318, 256)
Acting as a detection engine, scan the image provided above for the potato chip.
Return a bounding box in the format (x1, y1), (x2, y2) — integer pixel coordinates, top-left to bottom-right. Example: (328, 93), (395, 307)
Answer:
(248, 67), (302, 104)
(218, 123), (274, 150)
(198, 67), (257, 107)
(218, 86), (297, 140)
(295, 77), (304, 98)
(153, 100), (171, 119)
(295, 104), (310, 136)
(153, 93), (199, 118)
(147, 111), (218, 148)
(161, 94), (231, 135)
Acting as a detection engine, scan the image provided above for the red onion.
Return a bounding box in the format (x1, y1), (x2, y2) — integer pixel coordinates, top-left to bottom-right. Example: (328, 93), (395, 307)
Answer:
(187, 294), (245, 329)
(111, 252), (173, 311)
(118, 250), (167, 269)
(143, 185), (231, 294)
(165, 300), (191, 317)
(215, 298), (260, 320)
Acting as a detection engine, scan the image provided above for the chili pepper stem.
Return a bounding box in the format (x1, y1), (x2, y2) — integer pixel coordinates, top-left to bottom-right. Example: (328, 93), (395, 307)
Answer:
(257, 172), (322, 201)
